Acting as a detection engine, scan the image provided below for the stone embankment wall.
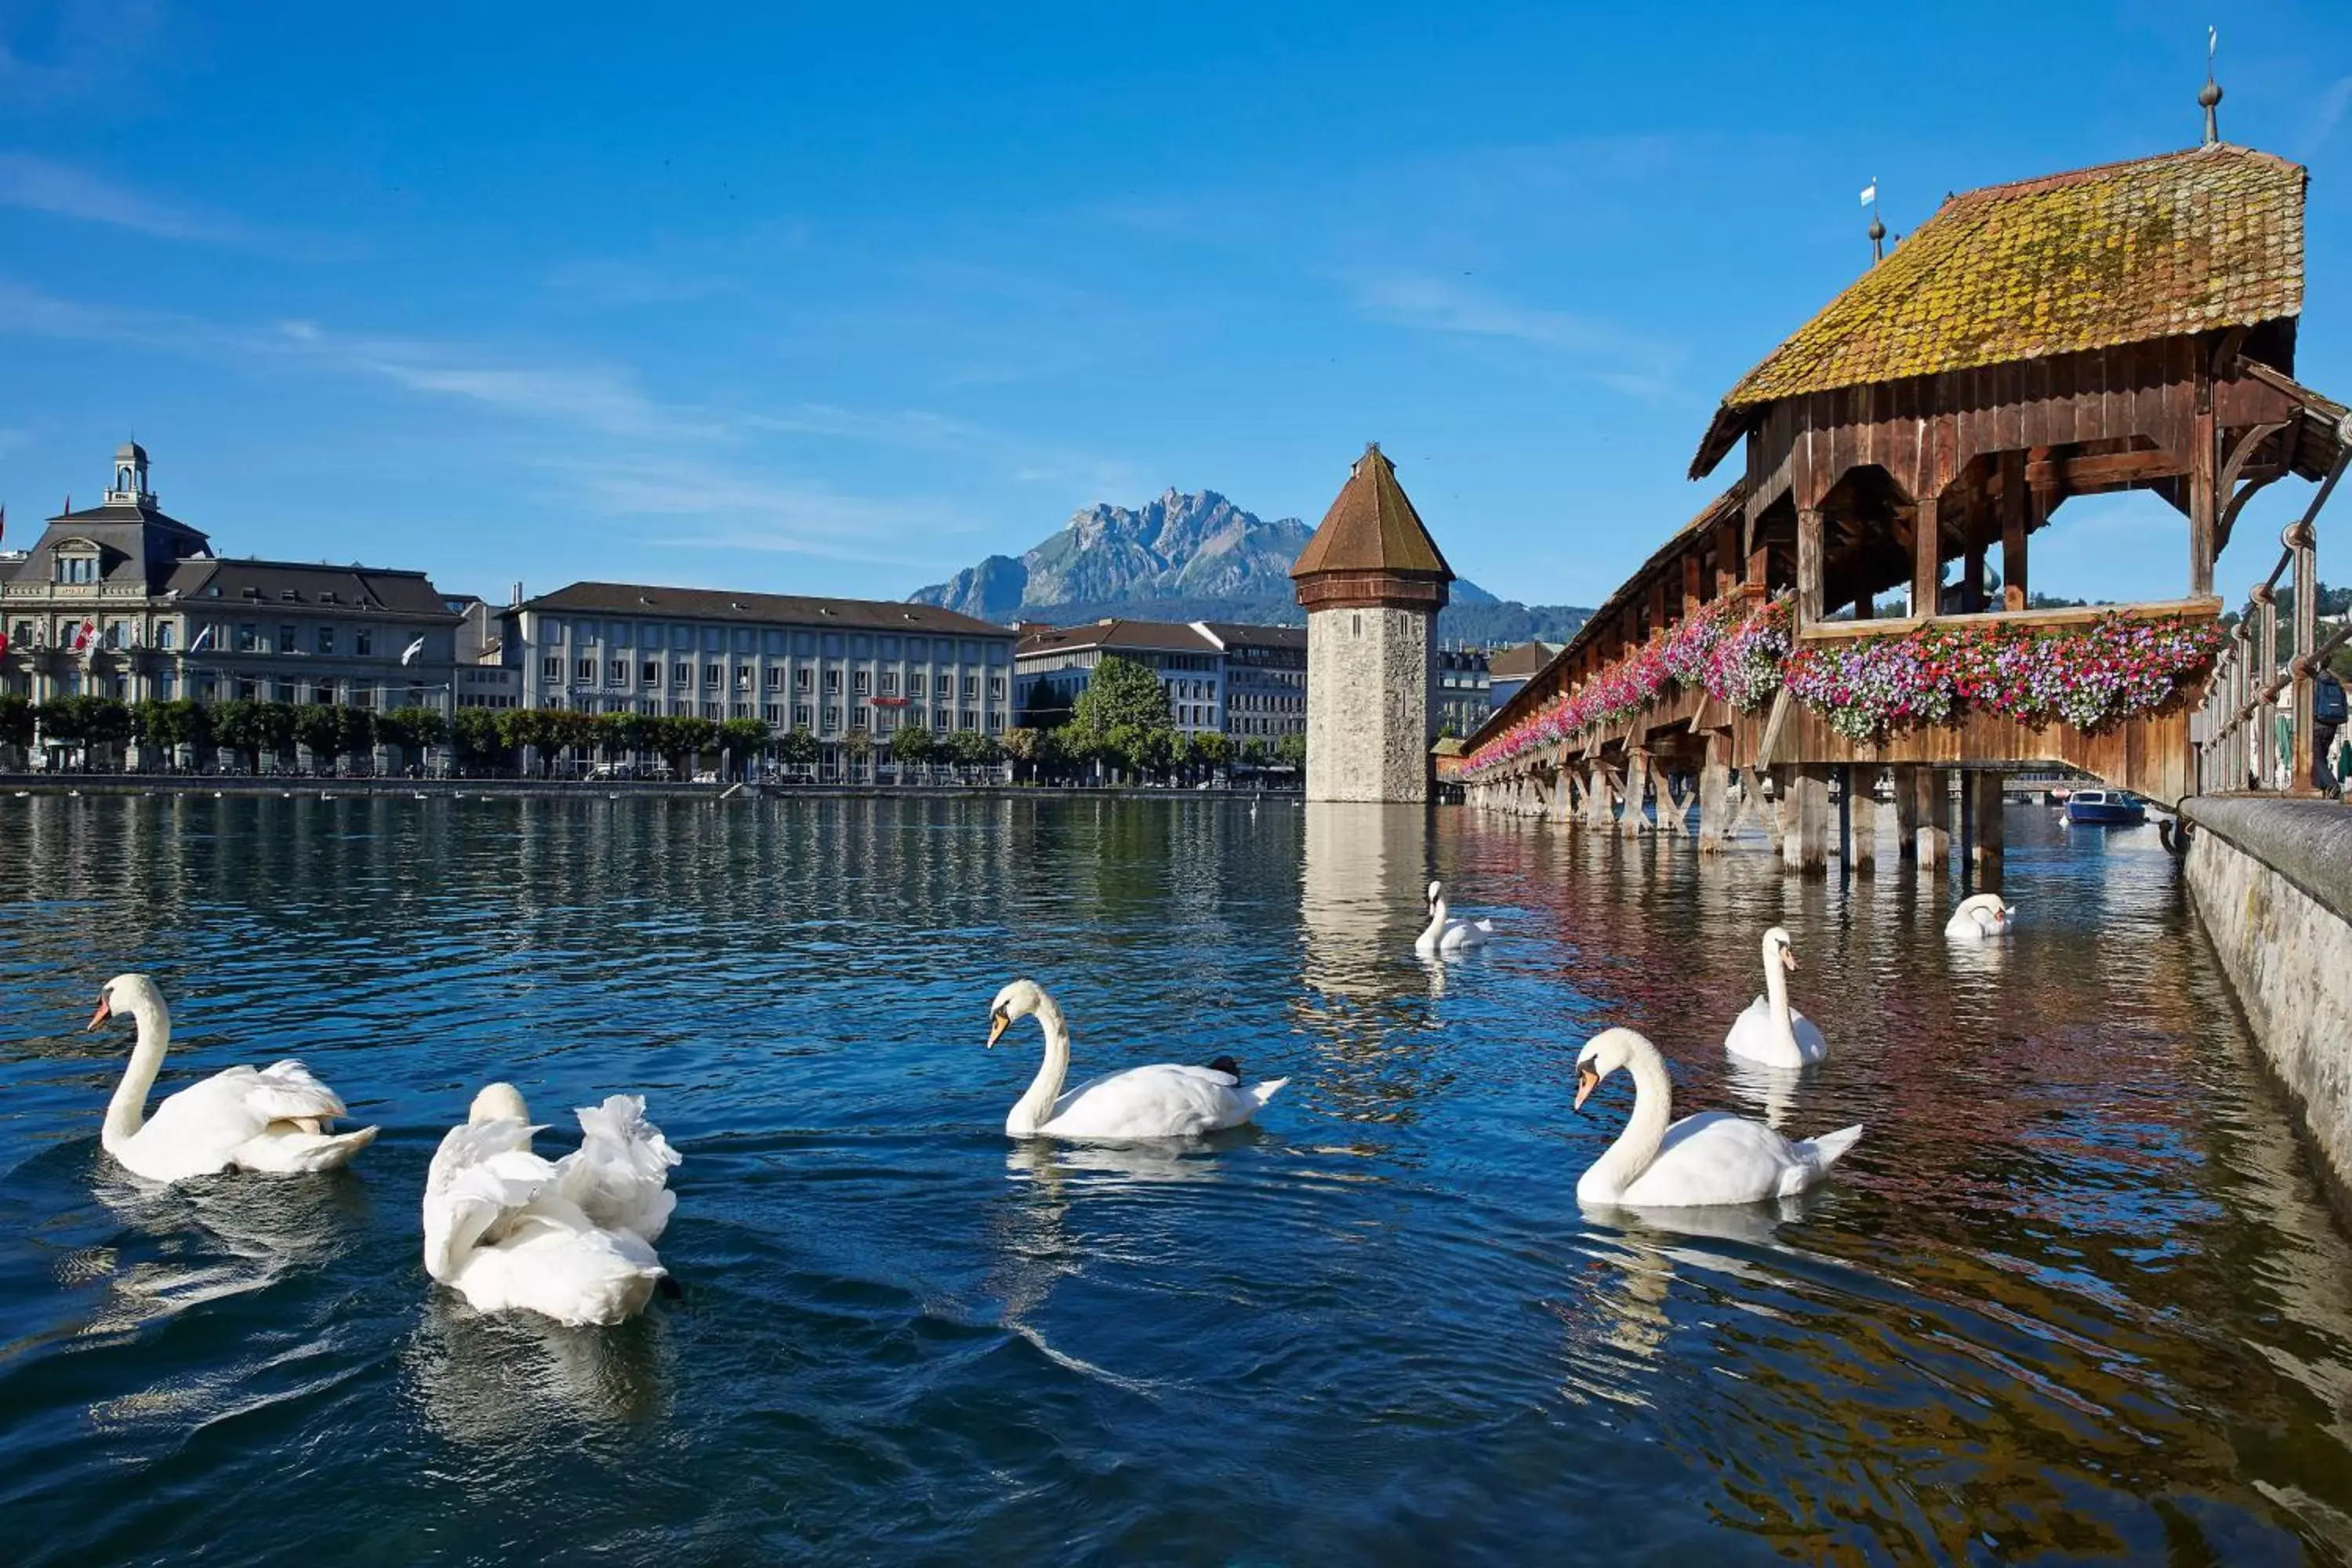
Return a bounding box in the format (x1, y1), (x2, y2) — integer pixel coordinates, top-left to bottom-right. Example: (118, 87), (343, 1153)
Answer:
(2183, 797), (2352, 1196)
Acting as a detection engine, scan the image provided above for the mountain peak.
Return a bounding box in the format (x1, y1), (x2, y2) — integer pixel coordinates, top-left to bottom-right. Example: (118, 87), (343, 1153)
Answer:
(909, 486), (1588, 642)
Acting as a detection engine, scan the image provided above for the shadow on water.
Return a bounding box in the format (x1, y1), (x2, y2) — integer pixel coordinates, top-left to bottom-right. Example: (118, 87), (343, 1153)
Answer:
(2, 793), (2352, 1562)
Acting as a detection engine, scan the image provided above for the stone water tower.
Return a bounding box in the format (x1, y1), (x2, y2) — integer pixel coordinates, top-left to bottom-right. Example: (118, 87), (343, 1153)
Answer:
(1290, 443), (1454, 803)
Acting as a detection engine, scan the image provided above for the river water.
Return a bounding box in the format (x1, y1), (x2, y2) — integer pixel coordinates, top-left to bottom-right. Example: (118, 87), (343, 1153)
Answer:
(2, 793), (2350, 1564)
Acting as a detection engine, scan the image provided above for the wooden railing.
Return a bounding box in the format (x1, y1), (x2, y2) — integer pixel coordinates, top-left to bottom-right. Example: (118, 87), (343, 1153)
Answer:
(2194, 426), (2352, 796)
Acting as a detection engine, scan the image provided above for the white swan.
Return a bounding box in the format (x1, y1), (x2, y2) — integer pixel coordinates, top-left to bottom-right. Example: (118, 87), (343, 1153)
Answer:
(988, 978), (1287, 1138)
(1574, 1027), (1861, 1207)
(85, 973), (378, 1183)
(1944, 891), (2017, 942)
(1416, 880), (1495, 955)
(1723, 927), (1828, 1068)
(422, 1083), (681, 1327)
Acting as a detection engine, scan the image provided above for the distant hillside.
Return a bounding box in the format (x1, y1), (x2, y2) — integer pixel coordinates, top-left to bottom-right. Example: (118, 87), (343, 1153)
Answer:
(911, 488), (1588, 644)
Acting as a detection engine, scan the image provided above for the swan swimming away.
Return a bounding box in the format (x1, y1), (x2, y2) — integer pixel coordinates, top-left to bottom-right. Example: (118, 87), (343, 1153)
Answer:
(1416, 880), (1494, 955)
(1944, 891), (2017, 942)
(85, 973), (378, 1183)
(1724, 927), (1828, 1068)
(1575, 1027), (1861, 1206)
(987, 978), (1287, 1138)
(423, 1083), (681, 1327)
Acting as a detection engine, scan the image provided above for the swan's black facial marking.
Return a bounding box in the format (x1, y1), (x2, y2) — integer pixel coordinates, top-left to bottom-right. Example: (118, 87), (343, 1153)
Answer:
(1205, 1054), (1242, 1080)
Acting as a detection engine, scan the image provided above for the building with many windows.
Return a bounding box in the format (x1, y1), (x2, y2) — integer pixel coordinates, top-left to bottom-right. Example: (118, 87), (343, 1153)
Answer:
(1433, 646), (1493, 739)
(0, 442), (462, 712)
(1012, 617), (1307, 739)
(1196, 622), (1306, 739)
(500, 581), (1017, 760)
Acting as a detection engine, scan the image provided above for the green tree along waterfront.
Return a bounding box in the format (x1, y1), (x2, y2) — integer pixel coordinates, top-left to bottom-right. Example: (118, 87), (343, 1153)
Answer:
(0, 688), (1300, 789)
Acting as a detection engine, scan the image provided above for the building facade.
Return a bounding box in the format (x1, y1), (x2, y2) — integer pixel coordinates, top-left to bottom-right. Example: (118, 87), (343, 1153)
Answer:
(1290, 443), (1454, 803)
(1013, 618), (1305, 739)
(1434, 646), (1492, 739)
(0, 442), (462, 714)
(1481, 640), (1560, 718)
(501, 581), (1016, 760)
(1197, 622), (1306, 740)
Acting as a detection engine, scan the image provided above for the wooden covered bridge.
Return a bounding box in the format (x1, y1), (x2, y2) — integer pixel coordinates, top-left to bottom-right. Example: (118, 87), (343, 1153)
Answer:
(1460, 128), (2351, 874)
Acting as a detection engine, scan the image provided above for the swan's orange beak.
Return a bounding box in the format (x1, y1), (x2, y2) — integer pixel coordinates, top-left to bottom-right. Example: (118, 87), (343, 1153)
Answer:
(1780, 947), (1799, 973)
(985, 1011), (1009, 1049)
(1573, 1065), (1600, 1112)
(85, 996), (111, 1031)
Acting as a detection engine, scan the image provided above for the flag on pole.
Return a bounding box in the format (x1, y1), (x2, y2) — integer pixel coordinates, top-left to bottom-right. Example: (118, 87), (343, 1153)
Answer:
(0, 502), (7, 546)
(401, 637), (426, 666)
(70, 619), (96, 655)
(190, 623), (216, 652)
(1859, 181), (1877, 207)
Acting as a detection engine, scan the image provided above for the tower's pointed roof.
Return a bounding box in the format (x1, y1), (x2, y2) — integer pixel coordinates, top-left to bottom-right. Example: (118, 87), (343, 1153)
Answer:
(1290, 443), (1454, 582)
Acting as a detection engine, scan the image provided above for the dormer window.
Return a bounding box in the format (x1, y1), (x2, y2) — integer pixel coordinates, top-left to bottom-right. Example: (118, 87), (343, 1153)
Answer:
(52, 543), (100, 585)
(279, 590), (299, 602)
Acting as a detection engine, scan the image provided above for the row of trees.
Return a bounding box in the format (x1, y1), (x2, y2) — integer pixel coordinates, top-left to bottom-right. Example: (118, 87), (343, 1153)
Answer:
(1029, 654), (1305, 782)
(1, 662), (1308, 783)
(0, 694), (458, 775)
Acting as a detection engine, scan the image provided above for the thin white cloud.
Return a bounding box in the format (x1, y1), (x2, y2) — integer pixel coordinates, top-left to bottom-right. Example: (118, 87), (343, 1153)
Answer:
(1349, 274), (1682, 397)
(0, 152), (252, 245)
(2310, 75), (2352, 157)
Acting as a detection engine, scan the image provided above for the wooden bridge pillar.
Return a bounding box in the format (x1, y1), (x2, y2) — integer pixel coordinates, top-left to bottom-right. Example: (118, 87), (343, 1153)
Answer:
(1622, 753), (1650, 838)
(1584, 763), (1613, 830)
(1914, 768), (1951, 877)
(1893, 764), (1921, 858)
(1851, 769), (1877, 877)
(1791, 764), (1831, 876)
(1697, 734), (1730, 854)
(1969, 772), (2005, 882)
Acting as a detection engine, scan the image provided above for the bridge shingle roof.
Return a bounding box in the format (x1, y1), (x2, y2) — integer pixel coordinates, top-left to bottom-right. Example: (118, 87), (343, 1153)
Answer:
(1718, 143), (2304, 414)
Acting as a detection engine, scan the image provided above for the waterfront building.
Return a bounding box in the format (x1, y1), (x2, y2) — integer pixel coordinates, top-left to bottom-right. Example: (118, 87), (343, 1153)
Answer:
(1012, 617), (1307, 740)
(1483, 639), (1560, 714)
(0, 442), (462, 713)
(1197, 621), (1307, 741)
(1290, 443), (1454, 803)
(501, 581), (1016, 764)
(1434, 646), (1492, 739)
(452, 597), (523, 710)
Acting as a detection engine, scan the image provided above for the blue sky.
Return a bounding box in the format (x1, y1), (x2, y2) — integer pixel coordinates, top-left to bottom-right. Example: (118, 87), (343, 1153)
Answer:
(1, 1), (2348, 612)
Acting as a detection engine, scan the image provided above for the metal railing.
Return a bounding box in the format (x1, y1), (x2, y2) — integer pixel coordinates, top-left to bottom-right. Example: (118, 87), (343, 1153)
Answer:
(2194, 423), (2352, 796)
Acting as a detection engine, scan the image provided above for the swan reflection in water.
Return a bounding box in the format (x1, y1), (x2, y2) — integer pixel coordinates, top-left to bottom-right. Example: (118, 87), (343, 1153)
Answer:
(404, 1292), (672, 1446)
(78, 1160), (365, 1338)
(1559, 1196), (1817, 1397)
(1720, 1058), (1804, 1132)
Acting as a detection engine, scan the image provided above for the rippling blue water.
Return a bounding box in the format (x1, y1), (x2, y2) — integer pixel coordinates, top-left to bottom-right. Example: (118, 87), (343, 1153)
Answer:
(3, 793), (2350, 1563)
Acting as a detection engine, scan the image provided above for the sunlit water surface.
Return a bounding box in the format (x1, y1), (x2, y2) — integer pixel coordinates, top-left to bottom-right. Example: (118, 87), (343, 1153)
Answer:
(2, 793), (2350, 1564)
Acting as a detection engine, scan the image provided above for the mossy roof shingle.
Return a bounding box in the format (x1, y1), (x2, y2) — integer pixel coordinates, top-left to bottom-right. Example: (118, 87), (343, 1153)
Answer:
(1721, 143), (2305, 412)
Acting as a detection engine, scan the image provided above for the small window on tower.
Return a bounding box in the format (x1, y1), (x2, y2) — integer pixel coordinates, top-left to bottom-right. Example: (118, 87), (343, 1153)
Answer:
(1351, 613), (1363, 637)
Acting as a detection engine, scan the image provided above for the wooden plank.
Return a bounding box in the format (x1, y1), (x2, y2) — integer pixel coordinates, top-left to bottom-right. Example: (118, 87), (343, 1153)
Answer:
(1796, 507), (1824, 629)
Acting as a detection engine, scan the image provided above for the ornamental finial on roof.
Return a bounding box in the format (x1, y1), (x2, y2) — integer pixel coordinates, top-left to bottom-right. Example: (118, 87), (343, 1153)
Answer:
(2201, 26), (2223, 146)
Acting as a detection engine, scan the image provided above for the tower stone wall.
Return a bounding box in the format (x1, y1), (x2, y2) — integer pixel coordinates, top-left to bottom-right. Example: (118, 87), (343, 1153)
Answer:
(1305, 603), (1435, 802)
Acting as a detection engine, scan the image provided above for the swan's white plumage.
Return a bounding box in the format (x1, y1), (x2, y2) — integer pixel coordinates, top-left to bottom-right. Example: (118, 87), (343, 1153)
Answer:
(423, 1087), (677, 1327)
(89, 975), (376, 1184)
(1944, 892), (2016, 942)
(1415, 880), (1494, 955)
(1577, 1027), (1860, 1207)
(553, 1094), (681, 1244)
(1723, 927), (1828, 1068)
(989, 979), (1285, 1138)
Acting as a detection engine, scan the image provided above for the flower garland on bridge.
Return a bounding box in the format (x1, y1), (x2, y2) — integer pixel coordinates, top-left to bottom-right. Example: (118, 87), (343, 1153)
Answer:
(1783, 612), (2226, 742)
(1462, 595), (2221, 775)
(1463, 596), (1791, 775)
